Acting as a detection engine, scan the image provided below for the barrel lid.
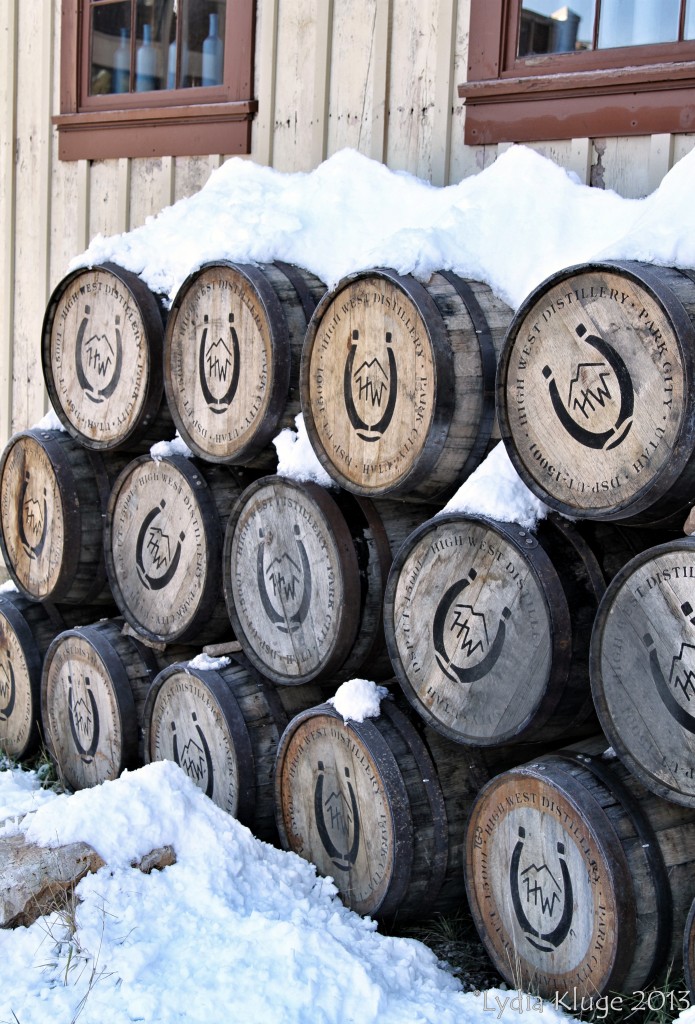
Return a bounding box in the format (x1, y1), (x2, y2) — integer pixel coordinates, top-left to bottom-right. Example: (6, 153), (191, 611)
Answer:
(384, 513), (569, 745)
(497, 261), (695, 521)
(41, 263), (165, 451)
(224, 476), (362, 684)
(465, 756), (635, 998)
(274, 702), (413, 918)
(0, 594), (50, 759)
(300, 268), (454, 497)
(105, 455), (223, 643)
(590, 535), (695, 805)
(164, 261), (292, 463)
(41, 622), (138, 789)
(144, 661), (255, 818)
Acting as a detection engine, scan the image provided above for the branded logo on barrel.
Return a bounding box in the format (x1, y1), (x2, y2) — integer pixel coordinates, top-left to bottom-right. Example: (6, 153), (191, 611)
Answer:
(170, 713), (215, 799)
(433, 568), (511, 683)
(68, 674), (100, 764)
(198, 312), (240, 414)
(314, 760), (361, 871)
(75, 304), (123, 404)
(343, 330), (398, 441)
(0, 650), (15, 721)
(510, 826), (574, 953)
(19, 471), (48, 561)
(543, 323), (634, 450)
(136, 500), (186, 591)
(256, 525), (312, 633)
(644, 602), (695, 730)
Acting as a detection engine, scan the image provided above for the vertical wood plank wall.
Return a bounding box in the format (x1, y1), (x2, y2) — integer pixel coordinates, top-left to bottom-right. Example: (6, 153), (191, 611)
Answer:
(1, 0), (694, 450)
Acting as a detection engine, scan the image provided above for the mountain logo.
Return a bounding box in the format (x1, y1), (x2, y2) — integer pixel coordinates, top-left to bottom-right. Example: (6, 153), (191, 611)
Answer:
(314, 761), (361, 871)
(171, 713), (214, 799)
(542, 323), (634, 450)
(75, 305), (123, 405)
(432, 569), (511, 683)
(644, 601), (695, 731)
(510, 826), (574, 952)
(135, 500), (186, 591)
(256, 525), (311, 633)
(343, 330), (398, 441)
(198, 312), (241, 414)
(68, 674), (100, 764)
(0, 652), (15, 722)
(18, 471), (48, 561)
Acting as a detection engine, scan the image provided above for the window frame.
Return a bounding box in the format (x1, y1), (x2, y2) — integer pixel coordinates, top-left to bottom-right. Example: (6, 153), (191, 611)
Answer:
(459, 0), (695, 145)
(56, 0), (257, 161)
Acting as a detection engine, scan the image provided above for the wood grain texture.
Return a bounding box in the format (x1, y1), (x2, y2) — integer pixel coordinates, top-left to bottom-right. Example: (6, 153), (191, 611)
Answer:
(590, 536), (695, 806)
(164, 261), (325, 464)
(301, 269), (511, 501)
(465, 738), (695, 1000)
(498, 262), (695, 525)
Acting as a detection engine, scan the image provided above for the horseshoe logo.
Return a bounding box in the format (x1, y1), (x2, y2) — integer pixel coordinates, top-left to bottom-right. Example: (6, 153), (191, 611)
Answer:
(18, 471), (48, 560)
(198, 312), (241, 414)
(644, 602), (695, 732)
(343, 330), (398, 441)
(542, 323), (634, 450)
(432, 569), (511, 683)
(256, 525), (312, 634)
(0, 653), (16, 722)
(314, 761), (361, 871)
(510, 826), (574, 952)
(68, 675), (100, 764)
(75, 305), (123, 405)
(171, 714), (215, 800)
(135, 501), (186, 591)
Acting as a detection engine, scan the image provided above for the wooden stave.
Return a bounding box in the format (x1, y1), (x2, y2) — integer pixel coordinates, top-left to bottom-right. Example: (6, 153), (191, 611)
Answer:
(300, 267), (510, 503)
(464, 738), (695, 1000)
(40, 618), (162, 789)
(383, 511), (603, 747)
(105, 455), (255, 645)
(164, 260), (325, 467)
(683, 897), (695, 1003)
(496, 260), (695, 527)
(0, 429), (127, 606)
(589, 535), (695, 807)
(41, 262), (173, 453)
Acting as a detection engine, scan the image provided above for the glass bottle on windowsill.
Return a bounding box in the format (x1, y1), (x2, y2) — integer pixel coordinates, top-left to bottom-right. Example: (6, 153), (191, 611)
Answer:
(113, 27), (130, 94)
(202, 13), (223, 86)
(136, 23), (157, 92)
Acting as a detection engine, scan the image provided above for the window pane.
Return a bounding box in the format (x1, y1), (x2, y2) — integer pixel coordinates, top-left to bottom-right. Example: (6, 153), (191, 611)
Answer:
(686, 0), (695, 39)
(518, 2), (596, 56)
(597, 0), (680, 48)
(183, 1), (226, 88)
(90, 2), (132, 95)
(134, 0), (179, 92)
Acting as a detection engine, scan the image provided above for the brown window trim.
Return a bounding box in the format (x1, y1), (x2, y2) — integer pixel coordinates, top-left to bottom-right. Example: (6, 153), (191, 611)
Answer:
(460, 0), (695, 144)
(56, 0), (257, 160)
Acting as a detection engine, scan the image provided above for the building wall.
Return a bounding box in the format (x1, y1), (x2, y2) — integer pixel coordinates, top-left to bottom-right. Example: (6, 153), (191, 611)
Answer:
(1, 0), (694, 447)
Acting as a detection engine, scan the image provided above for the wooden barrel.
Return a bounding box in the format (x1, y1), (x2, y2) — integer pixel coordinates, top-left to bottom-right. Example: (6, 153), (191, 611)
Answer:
(105, 455), (254, 645)
(384, 512), (604, 746)
(41, 262), (173, 451)
(300, 268), (512, 501)
(684, 898), (695, 1004)
(40, 618), (167, 789)
(0, 429), (127, 605)
(0, 591), (66, 759)
(143, 655), (324, 839)
(465, 738), (695, 1000)
(223, 475), (425, 685)
(164, 261), (325, 466)
(497, 261), (695, 526)
(590, 535), (695, 806)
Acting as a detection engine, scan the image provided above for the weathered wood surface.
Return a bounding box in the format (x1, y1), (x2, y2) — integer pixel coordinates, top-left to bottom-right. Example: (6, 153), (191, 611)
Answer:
(0, 831), (175, 928)
(223, 474), (425, 685)
(0, 592), (65, 759)
(301, 269), (511, 501)
(164, 261), (325, 465)
(106, 455), (254, 644)
(590, 536), (695, 806)
(0, 429), (126, 605)
(683, 896), (695, 1002)
(41, 618), (162, 790)
(384, 512), (603, 746)
(686, 506), (695, 535)
(497, 261), (695, 525)
(41, 263), (172, 451)
(144, 655), (323, 839)
(465, 738), (695, 1001)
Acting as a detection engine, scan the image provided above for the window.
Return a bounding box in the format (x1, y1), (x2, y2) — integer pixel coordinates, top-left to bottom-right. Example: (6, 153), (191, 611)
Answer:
(460, 0), (695, 144)
(56, 0), (256, 161)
